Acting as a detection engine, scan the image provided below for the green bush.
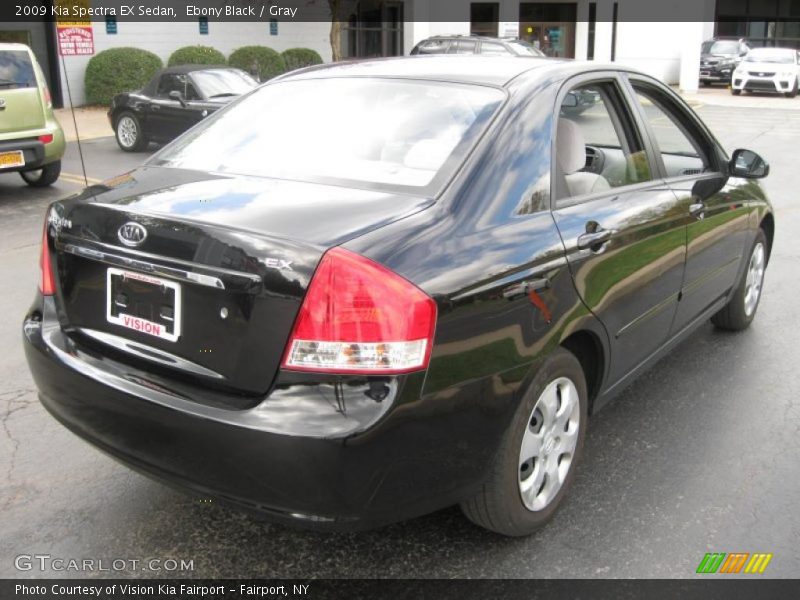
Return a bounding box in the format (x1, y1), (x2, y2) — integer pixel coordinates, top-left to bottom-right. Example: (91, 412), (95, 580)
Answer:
(85, 47), (162, 105)
(282, 48), (324, 72)
(228, 46), (285, 81)
(167, 45), (226, 67)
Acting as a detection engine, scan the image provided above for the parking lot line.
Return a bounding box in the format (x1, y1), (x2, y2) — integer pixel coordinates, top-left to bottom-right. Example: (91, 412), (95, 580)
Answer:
(61, 172), (103, 186)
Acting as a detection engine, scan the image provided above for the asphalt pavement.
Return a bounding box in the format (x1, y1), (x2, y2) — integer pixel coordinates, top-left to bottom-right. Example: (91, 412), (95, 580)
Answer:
(1, 102), (799, 578)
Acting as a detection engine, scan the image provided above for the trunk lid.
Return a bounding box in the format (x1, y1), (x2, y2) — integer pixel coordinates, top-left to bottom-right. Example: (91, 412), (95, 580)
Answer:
(50, 167), (432, 394)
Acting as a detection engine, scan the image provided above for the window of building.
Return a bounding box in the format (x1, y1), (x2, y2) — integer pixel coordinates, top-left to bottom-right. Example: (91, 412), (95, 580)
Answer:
(341, 1), (404, 59)
(471, 3), (499, 37)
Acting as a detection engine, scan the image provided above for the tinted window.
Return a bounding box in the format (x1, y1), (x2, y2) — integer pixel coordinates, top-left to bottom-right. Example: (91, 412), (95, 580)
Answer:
(556, 83), (652, 199)
(480, 42), (510, 55)
(506, 41), (544, 56)
(633, 85), (711, 177)
(152, 78), (505, 192)
(448, 40), (478, 54)
(0, 50), (35, 88)
(415, 39), (449, 54)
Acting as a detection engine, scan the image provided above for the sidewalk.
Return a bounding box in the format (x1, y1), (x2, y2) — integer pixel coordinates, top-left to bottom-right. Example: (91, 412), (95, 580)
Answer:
(54, 106), (113, 142)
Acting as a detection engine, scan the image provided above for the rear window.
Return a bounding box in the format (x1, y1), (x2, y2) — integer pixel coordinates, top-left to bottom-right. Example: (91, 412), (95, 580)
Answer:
(0, 50), (35, 88)
(150, 78), (505, 193)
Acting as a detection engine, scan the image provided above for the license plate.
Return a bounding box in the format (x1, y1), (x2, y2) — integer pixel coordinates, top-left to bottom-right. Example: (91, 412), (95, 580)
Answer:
(0, 150), (24, 169)
(106, 268), (181, 342)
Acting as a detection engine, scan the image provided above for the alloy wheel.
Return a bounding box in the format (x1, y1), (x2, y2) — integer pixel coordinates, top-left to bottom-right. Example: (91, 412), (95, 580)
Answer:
(744, 242), (765, 317)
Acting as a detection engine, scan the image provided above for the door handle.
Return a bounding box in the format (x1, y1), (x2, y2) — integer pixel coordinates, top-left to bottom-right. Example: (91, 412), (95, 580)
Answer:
(577, 228), (613, 251)
(689, 202), (705, 219)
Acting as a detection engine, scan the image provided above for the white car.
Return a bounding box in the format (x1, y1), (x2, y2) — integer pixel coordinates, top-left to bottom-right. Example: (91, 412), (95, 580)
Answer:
(732, 47), (800, 97)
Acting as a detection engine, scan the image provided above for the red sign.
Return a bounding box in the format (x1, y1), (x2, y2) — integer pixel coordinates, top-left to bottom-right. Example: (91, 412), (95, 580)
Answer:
(57, 25), (94, 56)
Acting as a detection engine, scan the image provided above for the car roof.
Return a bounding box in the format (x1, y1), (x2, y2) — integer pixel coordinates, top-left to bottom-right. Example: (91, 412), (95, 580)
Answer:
(282, 55), (570, 87)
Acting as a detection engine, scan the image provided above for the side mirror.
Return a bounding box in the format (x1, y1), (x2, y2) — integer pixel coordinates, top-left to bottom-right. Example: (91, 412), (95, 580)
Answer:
(562, 91), (579, 108)
(729, 148), (769, 179)
(168, 90), (186, 106)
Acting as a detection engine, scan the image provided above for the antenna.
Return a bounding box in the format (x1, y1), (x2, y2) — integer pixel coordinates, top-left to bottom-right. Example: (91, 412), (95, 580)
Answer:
(59, 53), (88, 187)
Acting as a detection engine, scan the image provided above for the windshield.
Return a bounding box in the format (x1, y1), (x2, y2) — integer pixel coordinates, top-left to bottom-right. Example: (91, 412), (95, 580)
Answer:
(0, 50), (35, 88)
(701, 41), (740, 55)
(192, 69), (257, 98)
(506, 41), (544, 56)
(151, 78), (505, 191)
(744, 49), (796, 64)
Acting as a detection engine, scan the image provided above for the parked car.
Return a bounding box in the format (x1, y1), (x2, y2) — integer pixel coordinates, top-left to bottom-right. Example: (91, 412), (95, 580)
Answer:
(109, 65), (258, 151)
(699, 38), (750, 86)
(0, 43), (65, 186)
(25, 56), (774, 536)
(732, 47), (800, 97)
(411, 35), (545, 57)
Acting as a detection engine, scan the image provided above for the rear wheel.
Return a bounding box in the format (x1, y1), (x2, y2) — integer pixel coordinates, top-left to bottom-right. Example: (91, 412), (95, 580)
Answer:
(19, 160), (61, 187)
(115, 112), (148, 152)
(460, 348), (587, 536)
(712, 229), (767, 331)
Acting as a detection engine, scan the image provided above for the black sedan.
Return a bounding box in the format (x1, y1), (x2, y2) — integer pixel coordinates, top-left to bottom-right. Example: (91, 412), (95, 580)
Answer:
(108, 65), (257, 152)
(26, 56), (773, 536)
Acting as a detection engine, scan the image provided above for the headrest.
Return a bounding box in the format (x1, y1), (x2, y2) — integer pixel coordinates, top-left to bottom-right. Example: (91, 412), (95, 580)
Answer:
(557, 118), (586, 175)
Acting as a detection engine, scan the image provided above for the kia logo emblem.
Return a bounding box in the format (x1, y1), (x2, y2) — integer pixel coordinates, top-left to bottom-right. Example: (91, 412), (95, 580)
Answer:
(118, 222), (147, 247)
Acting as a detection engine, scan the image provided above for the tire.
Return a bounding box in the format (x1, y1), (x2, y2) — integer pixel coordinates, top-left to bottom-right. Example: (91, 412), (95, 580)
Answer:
(785, 79), (798, 98)
(712, 229), (768, 331)
(460, 348), (588, 536)
(731, 88), (741, 96)
(114, 111), (148, 152)
(701, 81), (710, 87)
(19, 160), (61, 187)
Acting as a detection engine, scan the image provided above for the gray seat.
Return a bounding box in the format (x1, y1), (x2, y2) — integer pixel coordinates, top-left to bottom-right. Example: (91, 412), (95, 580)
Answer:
(557, 118), (611, 197)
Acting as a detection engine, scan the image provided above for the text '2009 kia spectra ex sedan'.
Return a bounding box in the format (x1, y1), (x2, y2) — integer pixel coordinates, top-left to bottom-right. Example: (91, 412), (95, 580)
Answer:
(24, 56), (774, 536)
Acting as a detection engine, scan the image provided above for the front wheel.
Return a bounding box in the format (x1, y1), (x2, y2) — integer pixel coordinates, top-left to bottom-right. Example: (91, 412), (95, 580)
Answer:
(712, 229), (768, 331)
(114, 112), (148, 152)
(460, 348), (588, 536)
(731, 88), (741, 96)
(19, 160), (61, 187)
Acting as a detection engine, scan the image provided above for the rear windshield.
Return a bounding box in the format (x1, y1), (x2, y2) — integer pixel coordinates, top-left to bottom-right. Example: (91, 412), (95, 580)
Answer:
(0, 50), (35, 88)
(150, 78), (505, 193)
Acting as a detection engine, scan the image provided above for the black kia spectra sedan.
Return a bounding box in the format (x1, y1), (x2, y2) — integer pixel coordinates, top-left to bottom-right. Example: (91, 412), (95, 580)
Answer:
(24, 56), (774, 536)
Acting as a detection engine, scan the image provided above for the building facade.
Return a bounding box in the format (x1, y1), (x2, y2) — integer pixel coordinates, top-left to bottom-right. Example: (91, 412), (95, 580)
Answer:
(2, 0), (799, 107)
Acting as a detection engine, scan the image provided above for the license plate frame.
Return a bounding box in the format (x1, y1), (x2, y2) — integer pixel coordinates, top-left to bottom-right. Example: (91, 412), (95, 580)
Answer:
(0, 150), (25, 169)
(106, 268), (182, 342)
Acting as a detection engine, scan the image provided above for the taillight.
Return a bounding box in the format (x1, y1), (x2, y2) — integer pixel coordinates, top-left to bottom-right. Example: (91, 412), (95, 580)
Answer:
(38, 134), (53, 144)
(42, 85), (52, 108)
(283, 247), (437, 374)
(39, 222), (56, 296)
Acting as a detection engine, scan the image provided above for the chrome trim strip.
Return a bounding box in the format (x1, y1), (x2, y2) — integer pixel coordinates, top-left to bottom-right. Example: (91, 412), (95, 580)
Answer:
(77, 327), (225, 380)
(62, 243), (227, 290)
(58, 237), (263, 285)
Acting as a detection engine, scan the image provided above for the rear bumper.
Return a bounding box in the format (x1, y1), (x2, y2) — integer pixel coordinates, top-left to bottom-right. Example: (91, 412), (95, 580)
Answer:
(0, 124), (65, 172)
(23, 297), (500, 530)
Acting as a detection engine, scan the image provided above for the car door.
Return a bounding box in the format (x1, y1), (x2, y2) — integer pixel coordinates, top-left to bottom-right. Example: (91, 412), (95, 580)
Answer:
(625, 76), (752, 335)
(146, 73), (193, 141)
(551, 73), (691, 387)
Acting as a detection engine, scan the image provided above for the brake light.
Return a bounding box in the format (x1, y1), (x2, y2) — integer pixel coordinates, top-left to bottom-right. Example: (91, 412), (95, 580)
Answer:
(39, 223), (55, 296)
(38, 134), (53, 144)
(283, 247), (437, 374)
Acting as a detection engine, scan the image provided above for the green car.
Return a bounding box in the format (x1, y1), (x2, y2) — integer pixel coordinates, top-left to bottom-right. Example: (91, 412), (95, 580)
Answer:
(0, 43), (65, 186)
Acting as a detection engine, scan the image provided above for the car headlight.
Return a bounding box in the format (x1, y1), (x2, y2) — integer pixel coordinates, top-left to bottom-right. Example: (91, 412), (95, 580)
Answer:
(780, 71), (795, 78)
